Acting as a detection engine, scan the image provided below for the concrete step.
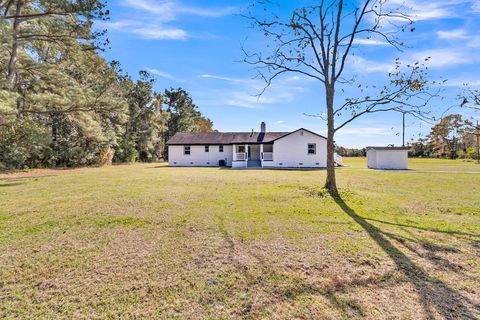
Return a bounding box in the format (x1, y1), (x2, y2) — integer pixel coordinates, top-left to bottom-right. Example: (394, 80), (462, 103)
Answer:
(247, 160), (261, 168)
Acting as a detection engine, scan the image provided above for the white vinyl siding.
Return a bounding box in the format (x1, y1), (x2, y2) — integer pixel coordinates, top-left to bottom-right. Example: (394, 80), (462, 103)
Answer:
(264, 130), (327, 168)
(367, 149), (408, 170)
(169, 145), (233, 167)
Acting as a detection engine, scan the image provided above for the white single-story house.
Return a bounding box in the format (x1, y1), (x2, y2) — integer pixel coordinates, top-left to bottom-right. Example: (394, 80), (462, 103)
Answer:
(167, 122), (341, 168)
(366, 146), (410, 170)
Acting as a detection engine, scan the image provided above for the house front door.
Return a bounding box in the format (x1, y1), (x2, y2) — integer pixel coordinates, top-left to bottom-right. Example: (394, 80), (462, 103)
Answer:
(248, 145), (260, 161)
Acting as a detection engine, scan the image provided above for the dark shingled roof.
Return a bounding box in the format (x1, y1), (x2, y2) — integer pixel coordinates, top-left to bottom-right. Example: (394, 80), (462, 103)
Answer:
(166, 132), (289, 145)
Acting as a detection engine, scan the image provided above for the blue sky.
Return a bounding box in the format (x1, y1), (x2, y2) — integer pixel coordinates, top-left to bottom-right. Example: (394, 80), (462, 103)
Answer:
(97, 0), (480, 148)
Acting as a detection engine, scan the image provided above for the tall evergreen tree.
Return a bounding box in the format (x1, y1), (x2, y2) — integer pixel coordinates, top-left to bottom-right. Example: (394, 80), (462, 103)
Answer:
(0, 2), (213, 169)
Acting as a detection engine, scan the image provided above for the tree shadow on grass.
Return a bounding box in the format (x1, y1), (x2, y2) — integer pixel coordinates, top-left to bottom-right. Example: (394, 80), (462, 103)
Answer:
(365, 217), (480, 238)
(216, 214), (398, 318)
(380, 230), (465, 275)
(0, 182), (25, 187)
(329, 190), (480, 319)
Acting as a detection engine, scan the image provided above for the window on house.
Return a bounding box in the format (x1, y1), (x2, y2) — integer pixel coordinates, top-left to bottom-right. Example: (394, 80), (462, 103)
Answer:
(238, 146), (245, 153)
(184, 146), (191, 155)
(308, 143), (316, 154)
(219, 145), (224, 152)
(205, 145), (209, 152)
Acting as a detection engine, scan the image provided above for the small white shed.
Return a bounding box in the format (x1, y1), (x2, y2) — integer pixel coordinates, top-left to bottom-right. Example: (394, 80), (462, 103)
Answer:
(366, 146), (410, 170)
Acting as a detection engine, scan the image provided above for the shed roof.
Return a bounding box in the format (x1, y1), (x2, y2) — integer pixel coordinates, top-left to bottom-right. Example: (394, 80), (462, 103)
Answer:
(366, 146), (411, 151)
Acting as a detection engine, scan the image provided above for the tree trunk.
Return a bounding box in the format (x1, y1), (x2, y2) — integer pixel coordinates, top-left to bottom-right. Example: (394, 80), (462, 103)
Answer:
(324, 85), (337, 193)
(6, 1), (23, 89)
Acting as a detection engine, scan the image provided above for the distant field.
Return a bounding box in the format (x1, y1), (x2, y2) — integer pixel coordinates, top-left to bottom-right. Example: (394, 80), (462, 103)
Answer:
(344, 157), (480, 172)
(0, 158), (479, 319)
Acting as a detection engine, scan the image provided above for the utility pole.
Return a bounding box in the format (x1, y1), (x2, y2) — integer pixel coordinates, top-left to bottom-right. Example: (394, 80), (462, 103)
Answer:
(402, 112), (406, 147)
(476, 120), (480, 164)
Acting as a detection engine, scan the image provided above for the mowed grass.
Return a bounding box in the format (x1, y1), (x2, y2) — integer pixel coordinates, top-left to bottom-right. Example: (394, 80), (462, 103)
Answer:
(0, 158), (479, 319)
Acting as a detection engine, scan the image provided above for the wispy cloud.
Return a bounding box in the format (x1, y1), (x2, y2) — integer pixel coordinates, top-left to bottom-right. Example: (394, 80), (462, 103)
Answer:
(412, 48), (472, 68)
(96, 20), (188, 39)
(177, 4), (238, 17)
(334, 127), (393, 136)
(123, 0), (176, 21)
(133, 27), (187, 40)
(197, 74), (306, 109)
(437, 28), (469, 40)
(350, 56), (396, 73)
(435, 28), (480, 49)
(200, 74), (247, 82)
(145, 68), (176, 80)
(472, 1), (480, 13)
(386, 0), (462, 21)
(96, 20), (135, 30)
(123, 0), (237, 19)
(442, 78), (480, 87)
(354, 38), (390, 46)
(97, 1), (237, 40)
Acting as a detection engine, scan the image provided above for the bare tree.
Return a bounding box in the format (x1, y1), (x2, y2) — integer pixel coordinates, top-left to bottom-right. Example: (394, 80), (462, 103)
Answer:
(243, 0), (437, 192)
(461, 87), (480, 163)
(462, 88), (480, 112)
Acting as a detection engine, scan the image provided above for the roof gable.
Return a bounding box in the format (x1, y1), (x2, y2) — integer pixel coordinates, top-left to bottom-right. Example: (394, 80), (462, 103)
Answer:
(269, 128), (327, 142)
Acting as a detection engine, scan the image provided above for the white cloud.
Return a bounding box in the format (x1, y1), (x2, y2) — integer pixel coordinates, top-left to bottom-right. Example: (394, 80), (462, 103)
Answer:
(379, 0), (480, 23)
(95, 19), (187, 40)
(472, 1), (480, 13)
(200, 74), (246, 82)
(412, 48), (472, 68)
(132, 27), (187, 40)
(468, 36), (480, 48)
(197, 74), (306, 109)
(145, 68), (175, 80)
(123, 0), (176, 21)
(437, 29), (469, 40)
(335, 127), (392, 136)
(97, 1), (237, 40)
(435, 27), (480, 49)
(350, 56), (396, 73)
(385, 0), (456, 21)
(223, 90), (298, 109)
(178, 5), (238, 17)
(95, 20), (135, 30)
(354, 38), (390, 46)
(285, 75), (302, 81)
(442, 79), (480, 87)
(122, 0), (237, 20)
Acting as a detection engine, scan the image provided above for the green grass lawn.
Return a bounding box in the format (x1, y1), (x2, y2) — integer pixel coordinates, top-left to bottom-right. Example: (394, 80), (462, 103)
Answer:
(0, 158), (479, 319)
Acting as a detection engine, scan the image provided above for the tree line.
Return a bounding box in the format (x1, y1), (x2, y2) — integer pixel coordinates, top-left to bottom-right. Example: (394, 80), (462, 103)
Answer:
(335, 114), (480, 160)
(0, 0), (213, 170)
(410, 114), (479, 160)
